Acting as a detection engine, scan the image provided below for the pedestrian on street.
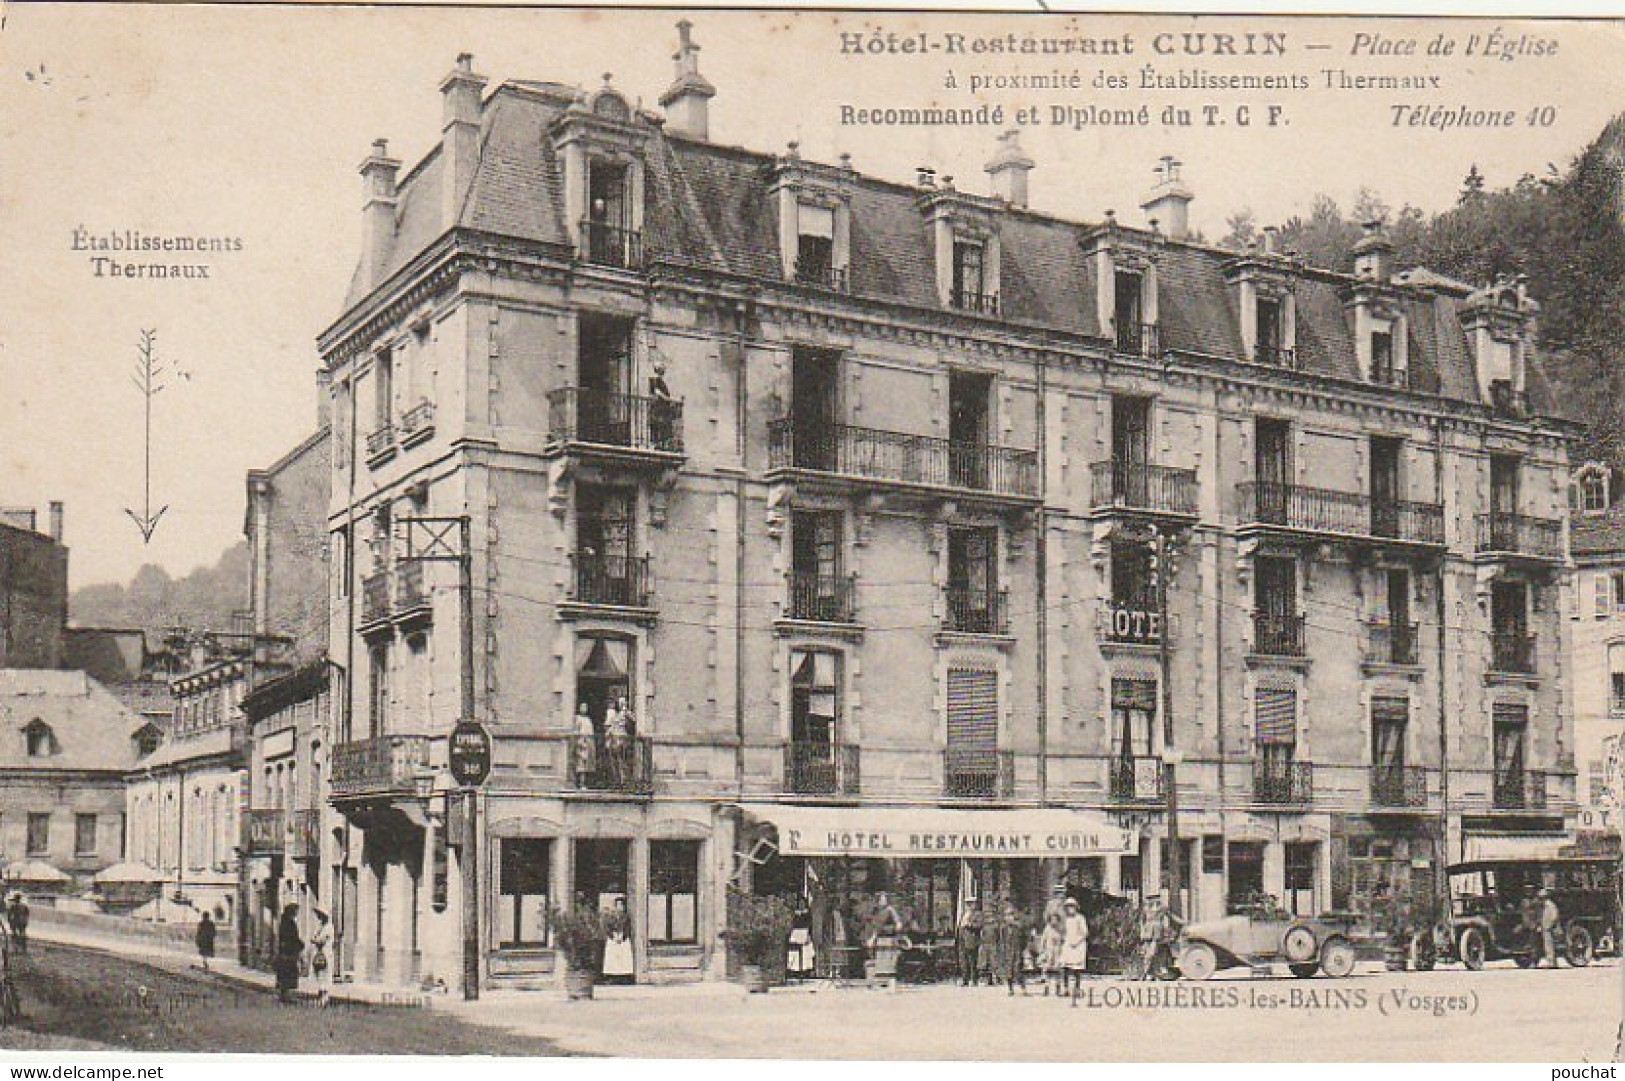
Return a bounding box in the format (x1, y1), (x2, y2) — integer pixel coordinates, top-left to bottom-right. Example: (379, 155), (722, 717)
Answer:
(7, 895), (28, 956)
(275, 903), (303, 1003)
(195, 911), (217, 972)
(1038, 886), (1066, 996)
(309, 908), (333, 1001)
(602, 896), (635, 984)
(1539, 888), (1562, 968)
(1058, 897), (1089, 1005)
(994, 901), (1027, 996)
(955, 896), (984, 987)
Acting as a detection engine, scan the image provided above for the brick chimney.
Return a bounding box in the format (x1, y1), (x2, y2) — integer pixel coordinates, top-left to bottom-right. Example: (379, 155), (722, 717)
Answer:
(1140, 155), (1193, 241)
(359, 138), (401, 289)
(48, 501), (63, 542)
(659, 21), (716, 140)
(440, 53), (488, 228)
(984, 130), (1035, 208)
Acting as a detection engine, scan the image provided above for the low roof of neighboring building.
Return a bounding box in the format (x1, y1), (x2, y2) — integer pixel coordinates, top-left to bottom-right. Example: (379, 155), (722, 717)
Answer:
(1572, 510), (1625, 560)
(0, 669), (144, 773)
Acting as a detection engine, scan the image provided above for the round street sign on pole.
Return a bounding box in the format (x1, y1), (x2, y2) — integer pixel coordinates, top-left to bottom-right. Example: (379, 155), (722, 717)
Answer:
(449, 721), (492, 788)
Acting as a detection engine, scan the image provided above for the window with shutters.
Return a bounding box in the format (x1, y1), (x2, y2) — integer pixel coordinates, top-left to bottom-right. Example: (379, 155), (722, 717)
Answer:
(1492, 703), (1528, 807)
(947, 526), (1000, 633)
(1111, 678), (1156, 759)
(1284, 842), (1318, 917)
(790, 510), (848, 622)
(75, 813), (97, 857)
(794, 204), (839, 288)
(1615, 573), (1625, 613)
(1371, 696), (1412, 805)
(1253, 686), (1301, 802)
(1596, 574), (1610, 619)
(26, 812), (49, 856)
(946, 667), (1002, 797)
(789, 649), (841, 750)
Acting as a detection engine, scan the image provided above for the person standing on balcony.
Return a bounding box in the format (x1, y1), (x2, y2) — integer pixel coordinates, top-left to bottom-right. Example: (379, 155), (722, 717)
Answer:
(648, 358), (675, 450)
(605, 697), (632, 786)
(573, 702), (598, 787)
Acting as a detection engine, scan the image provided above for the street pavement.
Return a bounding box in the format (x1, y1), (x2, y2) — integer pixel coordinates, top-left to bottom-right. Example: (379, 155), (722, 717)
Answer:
(6, 925), (1619, 1060)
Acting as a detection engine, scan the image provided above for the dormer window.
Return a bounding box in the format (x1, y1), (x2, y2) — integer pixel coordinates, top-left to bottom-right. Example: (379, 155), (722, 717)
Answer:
(134, 725), (161, 758)
(952, 239), (997, 314)
(552, 80), (648, 271)
(1115, 270), (1147, 355)
(1255, 297), (1283, 365)
(24, 719), (56, 758)
(1578, 465), (1611, 514)
(585, 160), (638, 268)
(794, 204), (843, 290)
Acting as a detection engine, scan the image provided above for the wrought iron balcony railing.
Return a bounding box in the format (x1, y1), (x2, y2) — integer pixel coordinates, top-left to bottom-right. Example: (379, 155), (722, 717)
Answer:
(575, 735), (653, 794)
(1364, 621), (1419, 666)
(794, 259), (848, 292)
(361, 570), (391, 628)
(1115, 322), (1159, 359)
(548, 388), (684, 454)
(1253, 613), (1306, 657)
(1476, 512), (1564, 561)
(767, 419), (1038, 499)
(580, 219), (642, 270)
(394, 558), (431, 620)
(1369, 362), (1408, 389)
(786, 572), (857, 623)
(1493, 768), (1547, 811)
(1090, 461), (1198, 517)
(1490, 631), (1537, 675)
(568, 552), (652, 609)
(244, 809), (286, 856)
(1253, 344), (1299, 369)
(1489, 379), (1529, 419)
(1098, 596), (1166, 646)
(1253, 759), (1313, 804)
(399, 400), (436, 447)
(784, 741), (860, 796)
(331, 734), (430, 799)
(1370, 764), (1427, 808)
(943, 749), (1015, 799)
(1238, 482), (1444, 545)
(944, 587), (1009, 635)
(951, 289), (1000, 316)
(1109, 755), (1165, 801)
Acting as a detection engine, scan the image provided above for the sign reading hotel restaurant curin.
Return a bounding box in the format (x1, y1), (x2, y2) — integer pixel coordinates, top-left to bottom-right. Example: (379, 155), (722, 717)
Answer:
(739, 805), (1137, 858)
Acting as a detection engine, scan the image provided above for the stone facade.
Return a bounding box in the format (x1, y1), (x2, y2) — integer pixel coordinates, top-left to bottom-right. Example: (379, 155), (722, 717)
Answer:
(0, 504), (67, 670)
(1568, 462), (1625, 846)
(318, 32), (1579, 990)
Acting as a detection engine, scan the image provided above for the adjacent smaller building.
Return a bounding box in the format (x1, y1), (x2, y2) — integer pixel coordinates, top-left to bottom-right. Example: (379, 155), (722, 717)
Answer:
(0, 668), (143, 885)
(1569, 461), (1625, 852)
(0, 503), (67, 670)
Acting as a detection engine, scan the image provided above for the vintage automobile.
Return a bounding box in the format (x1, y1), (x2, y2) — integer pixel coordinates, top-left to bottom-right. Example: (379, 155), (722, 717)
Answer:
(1176, 902), (1361, 980)
(1445, 857), (1621, 969)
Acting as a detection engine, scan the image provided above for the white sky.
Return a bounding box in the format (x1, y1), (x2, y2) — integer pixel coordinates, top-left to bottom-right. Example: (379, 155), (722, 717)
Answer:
(1, 4), (1622, 590)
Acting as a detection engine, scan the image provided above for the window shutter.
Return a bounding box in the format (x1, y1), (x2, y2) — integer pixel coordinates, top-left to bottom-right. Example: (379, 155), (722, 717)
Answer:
(947, 668), (999, 764)
(1255, 687), (1297, 744)
(1597, 575), (1610, 618)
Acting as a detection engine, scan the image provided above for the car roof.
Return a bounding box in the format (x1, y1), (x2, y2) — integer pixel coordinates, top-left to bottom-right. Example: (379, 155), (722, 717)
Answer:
(1447, 858), (1614, 873)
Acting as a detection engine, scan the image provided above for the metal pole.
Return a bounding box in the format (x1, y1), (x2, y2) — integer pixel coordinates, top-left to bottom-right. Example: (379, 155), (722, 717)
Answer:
(1160, 528), (1182, 918)
(458, 516), (479, 1001)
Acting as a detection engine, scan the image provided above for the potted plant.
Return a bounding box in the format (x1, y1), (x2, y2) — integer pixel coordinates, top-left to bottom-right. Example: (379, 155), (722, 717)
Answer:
(550, 904), (606, 1000)
(725, 891), (793, 993)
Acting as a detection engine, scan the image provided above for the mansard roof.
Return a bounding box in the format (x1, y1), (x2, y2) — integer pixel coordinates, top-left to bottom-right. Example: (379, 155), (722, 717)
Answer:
(343, 79), (1568, 422)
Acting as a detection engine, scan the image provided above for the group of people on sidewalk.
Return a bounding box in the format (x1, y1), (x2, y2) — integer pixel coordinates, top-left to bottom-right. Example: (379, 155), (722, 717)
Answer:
(196, 902), (333, 1003)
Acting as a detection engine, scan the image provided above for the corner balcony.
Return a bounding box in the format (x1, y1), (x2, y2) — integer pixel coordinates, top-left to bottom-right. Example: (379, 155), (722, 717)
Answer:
(1370, 765), (1428, 810)
(943, 749), (1015, 800)
(1238, 482), (1444, 552)
(1476, 512), (1564, 565)
(393, 558), (432, 627)
(1108, 755), (1165, 802)
(1492, 769), (1548, 811)
(331, 734), (431, 801)
(785, 571), (857, 624)
(1252, 759), (1313, 806)
(579, 219), (643, 271)
(359, 570), (392, 636)
(784, 741), (860, 797)
(1089, 461), (1199, 524)
(767, 419), (1038, 507)
(545, 388), (685, 468)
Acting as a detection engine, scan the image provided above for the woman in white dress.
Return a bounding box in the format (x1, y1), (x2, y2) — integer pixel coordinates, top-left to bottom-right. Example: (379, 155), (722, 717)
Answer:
(602, 896), (635, 983)
(1057, 897), (1089, 1005)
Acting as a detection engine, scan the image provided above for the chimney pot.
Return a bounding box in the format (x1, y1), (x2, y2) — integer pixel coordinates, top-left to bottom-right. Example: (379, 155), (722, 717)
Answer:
(984, 129), (1035, 208)
(1140, 155), (1194, 240)
(48, 501), (63, 542)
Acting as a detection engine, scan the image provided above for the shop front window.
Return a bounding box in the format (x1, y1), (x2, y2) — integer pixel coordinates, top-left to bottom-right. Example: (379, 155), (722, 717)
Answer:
(574, 838), (630, 911)
(497, 838), (551, 948)
(1284, 842), (1317, 917)
(1226, 842), (1265, 913)
(648, 840), (700, 945)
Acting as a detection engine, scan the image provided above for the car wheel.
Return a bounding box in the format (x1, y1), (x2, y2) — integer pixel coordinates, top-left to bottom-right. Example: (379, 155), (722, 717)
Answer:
(1282, 925), (1318, 963)
(1459, 927), (1487, 971)
(1289, 962), (1320, 979)
(1319, 936), (1356, 979)
(1179, 942), (1218, 981)
(1567, 925), (1594, 968)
